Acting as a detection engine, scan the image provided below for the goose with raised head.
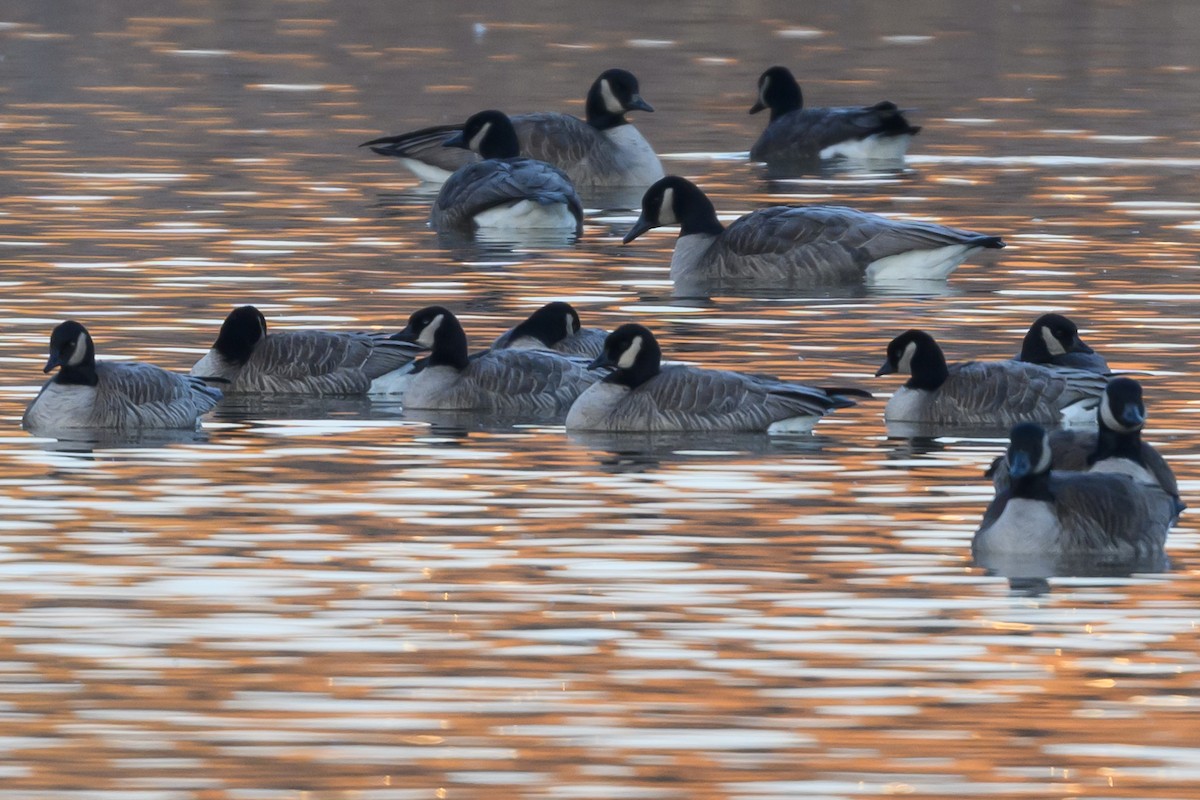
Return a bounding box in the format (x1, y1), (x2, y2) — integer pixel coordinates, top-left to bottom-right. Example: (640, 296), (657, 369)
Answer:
(622, 176), (1004, 289)
(24, 320), (221, 431)
(566, 323), (868, 433)
(875, 329), (1107, 426)
(428, 110), (584, 234)
(1014, 313), (1110, 373)
(362, 69), (662, 188)
(974, 422), (1174, 564)
(491, 301), (607, 359)
(190, 306), (421, 395)
(383, 305), (599, 413)
(749, 66), (921, 165)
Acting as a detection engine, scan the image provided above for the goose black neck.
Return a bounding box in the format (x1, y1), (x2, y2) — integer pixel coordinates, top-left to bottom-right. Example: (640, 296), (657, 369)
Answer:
(585, 88), (628, 131)
(1089, 426), (1143, 465)
(479, 122), (521, 160)
(1009, 470), (1055, 502)
(56, 357), (98, 387)
(428, 316), (471, 371)
(677, 189), (725, 237)
(769, 82), (802, 121)
(904, 345), (949, 391)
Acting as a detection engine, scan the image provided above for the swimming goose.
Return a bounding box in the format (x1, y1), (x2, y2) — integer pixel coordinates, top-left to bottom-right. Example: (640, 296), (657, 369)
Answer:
(622, 176), (1004, 288)
(566, 323), (867, 432)
(190, 306), (421, 395)
(875, 329), (1106, 426)
(491, 301), (607, 359)
(23, 320), (221, 431)
(989, 377), (1181, 512)
(1014, 313), (1110, 373)
(973, 422), (1174, 563)
(429, 110), (584, 234)
(362, 69), (663, 188)
(386, 305), (599, 412)
(748, 66), (920, 164)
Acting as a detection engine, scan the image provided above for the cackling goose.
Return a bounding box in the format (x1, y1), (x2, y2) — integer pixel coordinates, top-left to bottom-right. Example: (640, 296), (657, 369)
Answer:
(623, 176), (1004, 289)
(566, 323), (867, 432)
(989, 377), (1181, 514)
(749, 66), (920, 165)
(429, 110), (584, 234)
(974, 422), (1174, 563)
(191, 305), (421, 395)
(875, 329), (1107, 426)
(383, 305), (599, 413)
(24, 320), (221, 431)
(1014, 313), (1109, 373)
(491, 301), (607, 359)
(362, 69), (662, 188)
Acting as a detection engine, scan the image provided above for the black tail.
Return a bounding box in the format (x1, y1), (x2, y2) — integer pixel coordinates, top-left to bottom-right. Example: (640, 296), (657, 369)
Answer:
(359, 123), (464, 157)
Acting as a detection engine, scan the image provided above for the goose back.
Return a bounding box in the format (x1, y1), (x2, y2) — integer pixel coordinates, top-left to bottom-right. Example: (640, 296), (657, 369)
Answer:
(403, 347), (599, 413)
(430, 157), (583, 233)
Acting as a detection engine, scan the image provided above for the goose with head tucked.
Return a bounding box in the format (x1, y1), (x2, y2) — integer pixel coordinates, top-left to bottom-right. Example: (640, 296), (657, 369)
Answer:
(875, 329), (1107, 427)
(428, 110), (584, 234)
(384, 305), (599, 413)
(749, 66), (921, 165)
(566, 323), (867, 433)
(491, 301), (607, 359)
(23, 320), (221, 432)
(988, 377), (1182, 515)
(622, 176), (1004, 290)
(362, 69), (662, 188)
(1014, 313), (1109, 374)
(974, 422), (1174, 566)
(190, 305), (421, 395)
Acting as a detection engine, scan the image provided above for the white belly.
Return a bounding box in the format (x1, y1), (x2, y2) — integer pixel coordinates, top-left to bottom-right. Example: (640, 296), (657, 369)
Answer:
(766, 415), (820, 435)
(1059, 396), (1101, 427)
(473, 200), (577, 230)
(400, 364), (465, 409)
(602, 125), (664, 185)
(974, 498), (1063, 554)
(883, 387), (929, 422)
(565, 381), (629, 430)
(866, 244), (974, 281)
(368, 362), (419, 397)
(23, 381), (98, 429)
(819, 133), (914, 162)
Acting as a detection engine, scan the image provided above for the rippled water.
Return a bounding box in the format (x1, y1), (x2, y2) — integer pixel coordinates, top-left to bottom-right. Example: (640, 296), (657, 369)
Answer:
(1, 1), (1200, 797)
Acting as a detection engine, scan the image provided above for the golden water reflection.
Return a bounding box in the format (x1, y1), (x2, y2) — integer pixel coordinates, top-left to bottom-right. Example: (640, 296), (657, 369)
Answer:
(0, 1), (1199, 797)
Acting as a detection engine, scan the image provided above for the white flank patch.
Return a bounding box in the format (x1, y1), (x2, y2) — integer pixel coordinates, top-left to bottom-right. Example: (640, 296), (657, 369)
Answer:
(397, 157), (454, 184)
(1042, 325), (1066, 356)
(819, 133), (913, 162)
(368, 362), (417, 396)
(473, 200), (577, 229)
(599, 79), (623, 115)
(418, 314), (444, 348)
(66, 333), (89, 367)
(617, 335), (643, 369)
(767, 414), (819, 434)
(866, 244), (973, 281)
(468, 121), (493, 154)
(1060, 396), (1101, 427)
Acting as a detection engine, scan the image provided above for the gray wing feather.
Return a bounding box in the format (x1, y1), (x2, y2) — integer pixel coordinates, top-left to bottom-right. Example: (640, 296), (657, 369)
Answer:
(234, 331), (415, 395)
(95, 362), (219, 428)
(457, 349), (598, 413)
(361, 123), (477, 173)
(751, 105), (917, 162)
(430, 158), (583, 233)
(926, 361), (1106, 425)
(599, 366), (843, 432)
(702, 206), (998, 285)
(1050, 473), (1173, 558)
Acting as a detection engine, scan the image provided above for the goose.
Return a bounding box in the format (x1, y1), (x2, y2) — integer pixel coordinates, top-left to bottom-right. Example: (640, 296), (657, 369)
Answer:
(1014, 313), (1109, 373)
(988, 377), (1182, 514)
(23, 320), (221, 431)
(875, 329), (1107, 426)
(428, 110), (584, 234)
(622, 176), (1004, 288)
(190, 305), (421, 395)
(383, 305), (599, 413)
(748, 66), (920, 164)
(973, 422), (1174, 563)
(361, 69), (662, 188)
(566, 323), (868, 432)
(491, 301), (607, 359)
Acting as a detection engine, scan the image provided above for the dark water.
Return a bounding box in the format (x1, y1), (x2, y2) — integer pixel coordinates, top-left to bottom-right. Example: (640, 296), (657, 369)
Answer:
(1, 1), (1199, 797)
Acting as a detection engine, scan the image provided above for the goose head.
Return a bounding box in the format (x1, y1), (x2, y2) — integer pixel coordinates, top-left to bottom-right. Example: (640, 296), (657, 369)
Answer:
(1020, 313), (1095, 363)
(1005, 422), (1053, 481)
(394, 305), (470, 369)
(749, 66), (803, 120)
(875, 330), (950, 390)
(510, 302), (582, 348)
(623, 175), (723, 243)
(588, 323), (662, 388)
(1099, 377), (1146, 433)
(585, 68), (654, 129)
(444, 110), (520, 160)
(212, 305), (268, 366)
(43, 320), (98, 385)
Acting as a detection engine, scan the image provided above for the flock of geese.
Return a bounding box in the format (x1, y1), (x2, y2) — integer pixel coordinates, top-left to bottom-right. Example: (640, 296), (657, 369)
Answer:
(24, 66), (1182, 573)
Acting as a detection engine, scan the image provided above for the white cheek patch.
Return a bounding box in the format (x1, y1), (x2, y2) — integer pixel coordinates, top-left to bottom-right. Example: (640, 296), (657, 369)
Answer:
(599, 79), (623, 115)
(418, 314), (444, 348)
(1101, 397), (1140, 432)
(565, 315), (576, 338)
(616, 335), (643, 370)
(67, 335), (89, 367)
(658, 187), (677, 226)
(1034, 432), (1053, 474)
(468, 121), (492, 153)
(1042, 326), (1066, 356)
(896, 340), (917, 373)
(258, 315), (268, 340)
(759, 75), (770, 105)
